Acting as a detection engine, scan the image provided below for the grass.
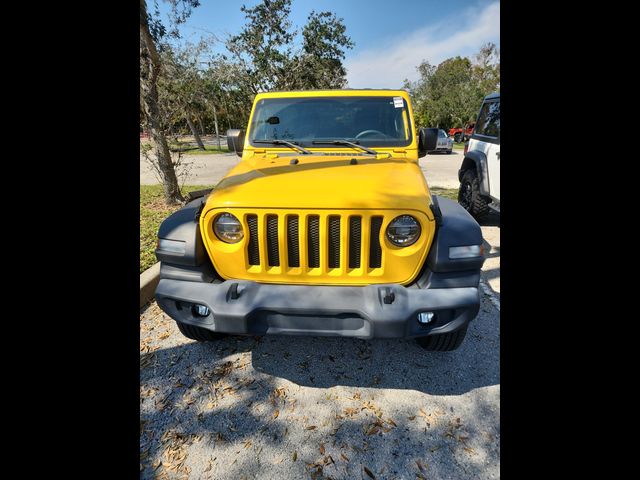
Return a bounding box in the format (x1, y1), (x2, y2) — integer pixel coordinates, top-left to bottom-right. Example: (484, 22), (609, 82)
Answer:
(140, 185), (214, 273)
(430, 187), (459, 201)
(453, 142), (465, 149)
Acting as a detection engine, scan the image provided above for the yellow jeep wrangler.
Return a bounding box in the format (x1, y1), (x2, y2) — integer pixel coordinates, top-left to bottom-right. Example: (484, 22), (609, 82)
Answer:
(155, 90), (484, 351)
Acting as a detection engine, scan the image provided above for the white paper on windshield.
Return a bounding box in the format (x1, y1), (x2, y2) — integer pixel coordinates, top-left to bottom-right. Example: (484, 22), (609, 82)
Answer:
(393, 97), (404, 108)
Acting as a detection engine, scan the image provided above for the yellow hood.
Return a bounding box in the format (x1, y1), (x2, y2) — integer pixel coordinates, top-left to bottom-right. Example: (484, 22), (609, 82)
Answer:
(204, 154), (433, 215)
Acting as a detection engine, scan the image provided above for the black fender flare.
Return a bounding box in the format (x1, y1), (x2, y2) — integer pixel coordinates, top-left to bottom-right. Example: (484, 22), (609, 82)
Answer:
(458, 150), (490, 196)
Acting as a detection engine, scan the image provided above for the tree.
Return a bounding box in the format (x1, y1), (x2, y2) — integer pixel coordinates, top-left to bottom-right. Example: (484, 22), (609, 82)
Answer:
(226, 0), (354, 92)
(289, 11), (354, 89)
(140, 0), (200, 205)
(407, 44), (500, 131)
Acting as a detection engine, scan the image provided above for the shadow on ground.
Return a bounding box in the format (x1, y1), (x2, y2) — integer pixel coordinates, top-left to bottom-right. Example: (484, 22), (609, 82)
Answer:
(140, 296), (499, 479)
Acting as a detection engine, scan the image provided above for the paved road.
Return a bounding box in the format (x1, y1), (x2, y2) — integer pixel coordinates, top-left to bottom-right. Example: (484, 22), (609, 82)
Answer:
(140, 147), (500, 478)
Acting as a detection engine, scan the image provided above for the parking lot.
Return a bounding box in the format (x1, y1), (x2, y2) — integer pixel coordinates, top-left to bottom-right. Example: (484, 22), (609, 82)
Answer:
(140, 149), (500, 479)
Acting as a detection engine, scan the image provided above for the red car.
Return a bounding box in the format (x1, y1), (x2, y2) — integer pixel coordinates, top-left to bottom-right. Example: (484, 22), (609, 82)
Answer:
(448, 123), (475, 143)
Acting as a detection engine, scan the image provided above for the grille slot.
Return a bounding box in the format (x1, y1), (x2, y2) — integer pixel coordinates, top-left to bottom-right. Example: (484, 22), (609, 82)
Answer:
(247, 214), (260, 265)
(328, 216), (341, 268)
(287, 216), (300, 267)
(266, 215), (280, 266)
(307, 215), (320, 268)
(369, 216), (383, 268)
(348, 216), (362, 268)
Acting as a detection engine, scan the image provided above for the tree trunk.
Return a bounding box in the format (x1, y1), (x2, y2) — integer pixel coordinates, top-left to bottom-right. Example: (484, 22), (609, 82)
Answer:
(140, 0), (183, 205)
(197, 117), (205, 135)
(212, 104), (221, 151)
(185, 115), (206, 150)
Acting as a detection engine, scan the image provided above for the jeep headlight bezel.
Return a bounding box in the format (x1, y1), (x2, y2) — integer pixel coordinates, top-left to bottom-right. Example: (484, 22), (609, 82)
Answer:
(213, 213), (244, 243)
(386, 215), (421, 247)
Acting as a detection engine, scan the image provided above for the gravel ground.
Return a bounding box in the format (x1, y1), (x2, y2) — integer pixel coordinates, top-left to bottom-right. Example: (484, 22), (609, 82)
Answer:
(140, 293), (499, 479)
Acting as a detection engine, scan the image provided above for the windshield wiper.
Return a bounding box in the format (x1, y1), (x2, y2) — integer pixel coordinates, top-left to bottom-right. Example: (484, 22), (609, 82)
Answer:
(253, 139), (312, 155)
(311, 139), (378, 155)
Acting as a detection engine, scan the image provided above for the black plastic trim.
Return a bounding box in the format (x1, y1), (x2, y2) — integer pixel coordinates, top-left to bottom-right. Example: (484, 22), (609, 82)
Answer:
(426, 196), (485, 273)
(155, 197), (208, 267)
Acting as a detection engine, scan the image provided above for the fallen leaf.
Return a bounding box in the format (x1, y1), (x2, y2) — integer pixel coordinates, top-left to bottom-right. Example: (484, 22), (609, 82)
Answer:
(341, 453), (350, 462)
(273, 410), (280, 419)
(363, 466), (376, 479)
(408, 416), (416, 420)
(319, 444), (325, 455)
(306, 425), (317, 430)
(292, 451), (298, 461)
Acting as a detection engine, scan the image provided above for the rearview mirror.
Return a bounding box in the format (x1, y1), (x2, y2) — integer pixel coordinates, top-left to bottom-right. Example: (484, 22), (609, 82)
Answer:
(226, 129), (245, 157)
(418, 128), (439, 157)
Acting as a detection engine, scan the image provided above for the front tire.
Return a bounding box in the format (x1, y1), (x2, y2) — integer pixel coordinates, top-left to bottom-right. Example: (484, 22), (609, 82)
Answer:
(416, 325), (468, 351)
(176, 321), (227, 342)
(454, 133), (462, 143)
(446, 149), (452, 154)
(458, 169), (490, 219)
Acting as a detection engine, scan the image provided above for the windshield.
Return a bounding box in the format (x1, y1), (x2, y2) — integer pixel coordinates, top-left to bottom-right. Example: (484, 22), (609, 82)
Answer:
(248, 96), (412, 148)
(438, 130), (448, 138)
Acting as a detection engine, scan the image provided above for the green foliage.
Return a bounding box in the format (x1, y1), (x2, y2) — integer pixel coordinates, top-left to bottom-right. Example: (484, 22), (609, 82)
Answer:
(407, 43), (500, 131)
(226, 0), (354, 93)
(152, 0), (355, 134)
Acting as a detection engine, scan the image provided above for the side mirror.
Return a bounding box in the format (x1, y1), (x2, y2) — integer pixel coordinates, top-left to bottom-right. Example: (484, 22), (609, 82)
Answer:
(418, 128), (439, 158)
(226, 129), (245, 157)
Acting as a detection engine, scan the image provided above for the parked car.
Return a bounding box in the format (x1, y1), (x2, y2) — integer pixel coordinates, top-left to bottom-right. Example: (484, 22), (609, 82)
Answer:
(449, 123), (475, 143)
(154, 89), (485, 352)
(429, 129), (453, 154)
(458, 92), (500, 218)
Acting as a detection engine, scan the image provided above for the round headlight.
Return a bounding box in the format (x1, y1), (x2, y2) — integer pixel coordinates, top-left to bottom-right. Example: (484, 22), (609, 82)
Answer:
(213, 213), (244, 243)
(386, 215), (421, 247)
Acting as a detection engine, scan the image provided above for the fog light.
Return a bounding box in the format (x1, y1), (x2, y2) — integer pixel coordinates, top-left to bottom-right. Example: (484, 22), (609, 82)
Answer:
(192, 304), (210, 317)
(417, 312), (435, 324)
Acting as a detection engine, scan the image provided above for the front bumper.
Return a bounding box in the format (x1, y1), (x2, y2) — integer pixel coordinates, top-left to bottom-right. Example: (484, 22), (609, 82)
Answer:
(155, 278), (479, 339)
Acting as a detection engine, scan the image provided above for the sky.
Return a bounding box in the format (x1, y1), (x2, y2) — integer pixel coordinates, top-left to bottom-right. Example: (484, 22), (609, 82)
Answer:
(155, 0), (500, 88)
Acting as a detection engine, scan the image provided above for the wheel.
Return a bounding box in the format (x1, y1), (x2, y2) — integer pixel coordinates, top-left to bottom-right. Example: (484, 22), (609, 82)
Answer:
(458, 169), (490, 219)
(176, 321), (226, 342)
(446, 149), (452, 154)
(454, 133), (462, 143)
(416, 325), (468, 351)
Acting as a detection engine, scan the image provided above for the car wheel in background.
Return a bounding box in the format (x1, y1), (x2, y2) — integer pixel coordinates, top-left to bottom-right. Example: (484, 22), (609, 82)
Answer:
(454, 133), (462, 143)
(458, 169), (490, 219)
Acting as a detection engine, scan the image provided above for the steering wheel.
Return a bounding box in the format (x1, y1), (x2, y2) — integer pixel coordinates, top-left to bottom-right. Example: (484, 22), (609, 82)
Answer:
(355, 129), (386, 139)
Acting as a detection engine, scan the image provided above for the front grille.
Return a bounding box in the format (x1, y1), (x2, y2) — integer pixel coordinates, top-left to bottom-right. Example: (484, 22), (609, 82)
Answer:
(307, 215), (320, 268)
(247, 215), (260, 265)
(244, 212), (389, 273)
(328, 216), (341, 268)
(369, 216), (383, 268)
(287, 216), (300, 267)
(349, 216), (361, 268)
(266, 215), (280, 266)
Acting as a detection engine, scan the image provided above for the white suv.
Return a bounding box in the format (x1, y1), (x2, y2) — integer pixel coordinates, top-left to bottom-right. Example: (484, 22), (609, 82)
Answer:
(458, 92), (500, 218)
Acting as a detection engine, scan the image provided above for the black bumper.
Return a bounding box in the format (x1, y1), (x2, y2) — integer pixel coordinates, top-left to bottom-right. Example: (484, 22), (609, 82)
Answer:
(155, 278), (479, 339)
